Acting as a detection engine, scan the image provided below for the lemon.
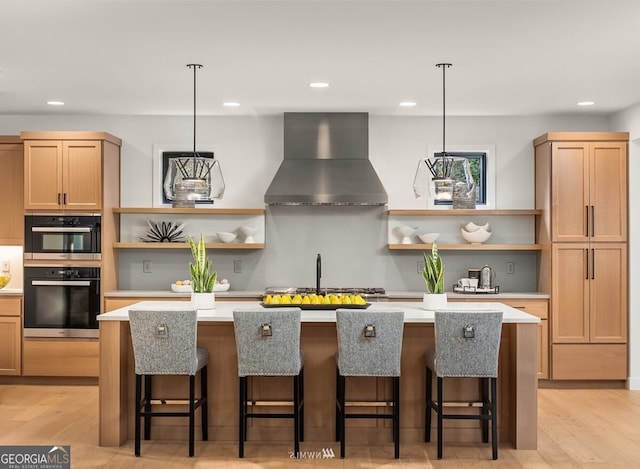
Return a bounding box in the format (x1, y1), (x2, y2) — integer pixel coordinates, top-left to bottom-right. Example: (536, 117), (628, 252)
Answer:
(292, 294), (302, 304)
(322, 295), (331, 305)
(281, 295), (292, 304)
(302, 295), (311, 304)
(341, 295), (351, 305)
(311, 296), (321, 304)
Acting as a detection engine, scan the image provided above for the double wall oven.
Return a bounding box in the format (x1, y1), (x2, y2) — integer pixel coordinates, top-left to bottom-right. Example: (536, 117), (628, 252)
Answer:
(24, 214), (102, 338)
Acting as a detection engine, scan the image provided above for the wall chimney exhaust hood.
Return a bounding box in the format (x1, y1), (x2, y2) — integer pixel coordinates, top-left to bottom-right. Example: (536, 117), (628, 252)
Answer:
(264, 112), (388, 205)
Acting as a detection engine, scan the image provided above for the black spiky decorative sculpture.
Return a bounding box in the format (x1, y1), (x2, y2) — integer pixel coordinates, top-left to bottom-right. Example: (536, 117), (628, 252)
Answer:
(140, 221), (187, 243)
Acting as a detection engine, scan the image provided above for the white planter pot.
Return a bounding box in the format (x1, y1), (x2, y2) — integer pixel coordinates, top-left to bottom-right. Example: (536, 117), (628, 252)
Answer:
(422, 293), (447, 311)
(191, 292), (216, 310)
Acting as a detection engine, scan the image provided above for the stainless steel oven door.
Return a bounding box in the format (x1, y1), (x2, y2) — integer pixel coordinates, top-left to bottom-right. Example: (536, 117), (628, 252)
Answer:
(24, 214), (101, 260)
(24, 274), (100, 338)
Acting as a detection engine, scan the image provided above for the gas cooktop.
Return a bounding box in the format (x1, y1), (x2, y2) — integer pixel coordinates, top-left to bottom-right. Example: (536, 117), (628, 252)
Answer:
(265, 287), (387, 298)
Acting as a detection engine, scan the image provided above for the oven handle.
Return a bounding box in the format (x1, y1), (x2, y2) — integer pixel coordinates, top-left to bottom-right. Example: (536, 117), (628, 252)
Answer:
(31, 280), (92, 286)
(31, 227), (92, 233)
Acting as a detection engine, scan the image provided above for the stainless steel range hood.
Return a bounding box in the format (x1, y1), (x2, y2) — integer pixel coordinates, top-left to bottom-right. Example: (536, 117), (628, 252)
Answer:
(264, 112), (388, 205)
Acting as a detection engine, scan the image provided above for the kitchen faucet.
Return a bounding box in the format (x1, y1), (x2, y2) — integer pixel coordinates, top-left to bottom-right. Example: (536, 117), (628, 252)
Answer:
(316, 253), (321, 295)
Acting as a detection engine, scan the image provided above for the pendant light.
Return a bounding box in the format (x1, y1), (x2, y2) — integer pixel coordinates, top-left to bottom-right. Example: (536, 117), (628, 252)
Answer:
(413, 63), (475, 208)
(172, 64), (225, 207)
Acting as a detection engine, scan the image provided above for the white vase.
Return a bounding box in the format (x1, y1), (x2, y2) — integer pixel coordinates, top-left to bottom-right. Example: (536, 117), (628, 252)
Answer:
(191, 292), (215, 310)
(422, 293), (447, 311)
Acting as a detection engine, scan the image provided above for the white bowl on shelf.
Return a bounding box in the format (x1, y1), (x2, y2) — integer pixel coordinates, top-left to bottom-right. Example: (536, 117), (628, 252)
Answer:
(460, 227), (492, 244)
(171, 283), (193, 293)
(394, 226), (416, 244)
(239, 225), (257, 243)
(418, 232), (440, 244)
(216, 232), (237, 243)
(463, 221), (490, 232)
(213, 282), (231, 292)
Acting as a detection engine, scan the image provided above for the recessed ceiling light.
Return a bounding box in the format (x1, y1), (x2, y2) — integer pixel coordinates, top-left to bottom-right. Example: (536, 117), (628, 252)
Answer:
(309, 82), (329, 88)
(223, 102), (240, 107)
(399, 101), (417, 107)
(577, 101), (595, 106)
(47, 101), (64, 106)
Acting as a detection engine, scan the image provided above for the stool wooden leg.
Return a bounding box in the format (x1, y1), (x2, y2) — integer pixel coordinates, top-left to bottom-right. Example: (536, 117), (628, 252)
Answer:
(335, 366), (340, 442)
(134, 374), (142, 457)
(437, 376), (443, 460)
(482, 377), (489, 443)
(299, 366), (305, 442)
(338, 374), (346, 459)
(491, 377), (498, 460)
(201, 366), (209, 441)
(238, 376), (246, 458)
(144, 375), (152, 440)
(393, 376), (400, 459)
(425, 366), (433, 442)
(189, 375), (195, 457)
(293, 374), (300, 457)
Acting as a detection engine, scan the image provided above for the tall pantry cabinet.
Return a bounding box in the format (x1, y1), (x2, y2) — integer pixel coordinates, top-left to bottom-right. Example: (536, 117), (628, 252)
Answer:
(535, 132), (628, 380)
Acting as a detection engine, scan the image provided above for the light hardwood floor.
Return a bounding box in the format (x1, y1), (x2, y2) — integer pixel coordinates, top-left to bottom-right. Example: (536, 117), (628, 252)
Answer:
(1, 384), (640, 468)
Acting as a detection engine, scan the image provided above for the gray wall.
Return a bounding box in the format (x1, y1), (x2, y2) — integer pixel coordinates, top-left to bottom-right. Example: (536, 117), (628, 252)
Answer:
(0, 113), (609, 293)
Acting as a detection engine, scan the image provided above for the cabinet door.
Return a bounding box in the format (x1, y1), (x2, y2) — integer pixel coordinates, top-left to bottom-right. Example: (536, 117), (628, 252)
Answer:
(590, 243), (627, 343)
(63, 140), (102, 210)
(24, 140), (63, 210)
(551, 142), (589, 242)
(552, 243), (590, 343)
(590, 142), (627, 242)
(0, 142), (24, 243)
(0, 316), (21, 375)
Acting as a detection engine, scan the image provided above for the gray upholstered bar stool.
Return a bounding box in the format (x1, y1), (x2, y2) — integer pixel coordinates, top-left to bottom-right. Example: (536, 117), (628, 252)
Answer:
(425, 310), (503, 460)
(128, 309), (209, 457)
(335, 308), (405, 459)
(232, 307), (304, 458)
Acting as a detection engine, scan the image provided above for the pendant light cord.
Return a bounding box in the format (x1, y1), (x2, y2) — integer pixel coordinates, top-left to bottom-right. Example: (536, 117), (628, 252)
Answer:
(436, 63), (451, 156)
(187, 64), (203, 176)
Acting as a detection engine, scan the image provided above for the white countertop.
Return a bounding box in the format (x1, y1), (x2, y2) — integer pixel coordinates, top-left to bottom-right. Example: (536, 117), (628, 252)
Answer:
(105, 290), (549, 300)
(0, 288), (23, 295)
(98, 300), (540, 324)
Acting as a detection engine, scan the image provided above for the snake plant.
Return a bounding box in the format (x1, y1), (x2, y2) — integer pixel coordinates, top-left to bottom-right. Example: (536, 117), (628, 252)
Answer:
(188, 234), (217, 293)
(422, 241), (444, 294)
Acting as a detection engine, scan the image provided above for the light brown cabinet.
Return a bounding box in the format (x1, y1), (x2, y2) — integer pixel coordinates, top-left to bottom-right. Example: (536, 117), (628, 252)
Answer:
(534, 133), (627, 244)
(0, 297), (22, 376)
(22, 339), (98, 377)
(535, 132), (628, 381)
(0, 137), (24, 244)
(21, 131), (121, 212)
(23, 139), (102, 210)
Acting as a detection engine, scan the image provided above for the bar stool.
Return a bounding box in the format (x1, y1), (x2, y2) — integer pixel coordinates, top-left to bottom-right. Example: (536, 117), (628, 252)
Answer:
(232, 307), (304, 458)
(128, 308), (209, 457)
(335, 308), (404, 459)
(425, 310), (503, 460)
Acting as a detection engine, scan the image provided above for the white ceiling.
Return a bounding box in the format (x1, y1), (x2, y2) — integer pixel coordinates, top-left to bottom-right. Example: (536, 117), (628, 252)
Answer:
(2, 0), (640, 117)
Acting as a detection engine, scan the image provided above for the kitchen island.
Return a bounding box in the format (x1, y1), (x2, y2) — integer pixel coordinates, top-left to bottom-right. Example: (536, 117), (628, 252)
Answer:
(98, 301), (539, 450)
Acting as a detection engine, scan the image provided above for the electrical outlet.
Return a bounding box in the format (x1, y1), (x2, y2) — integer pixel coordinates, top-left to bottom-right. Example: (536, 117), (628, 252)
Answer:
(234, 260), (242, 273)
(417, 260), (425, 274)
(1, 260), (9, 272)
(506, 261), (515, 275)
(143, 259), (152, 273)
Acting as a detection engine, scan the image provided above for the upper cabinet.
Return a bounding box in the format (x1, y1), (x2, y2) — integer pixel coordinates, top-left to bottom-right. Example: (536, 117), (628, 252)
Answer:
(0, 137), (24, 244)
(534, 133), (627, 243)
(22, 131), (122, 212)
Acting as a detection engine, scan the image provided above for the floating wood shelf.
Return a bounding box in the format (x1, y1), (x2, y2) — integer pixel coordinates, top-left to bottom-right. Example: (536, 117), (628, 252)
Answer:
(388, 243), (542, 251)
(114, 242), (265, 250)
(114, 207), (265, 215)
(388, 209), (542, 216)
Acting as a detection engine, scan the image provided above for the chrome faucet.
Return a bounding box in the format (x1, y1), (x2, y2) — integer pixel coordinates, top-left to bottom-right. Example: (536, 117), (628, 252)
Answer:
(316, 253), (321, 294)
